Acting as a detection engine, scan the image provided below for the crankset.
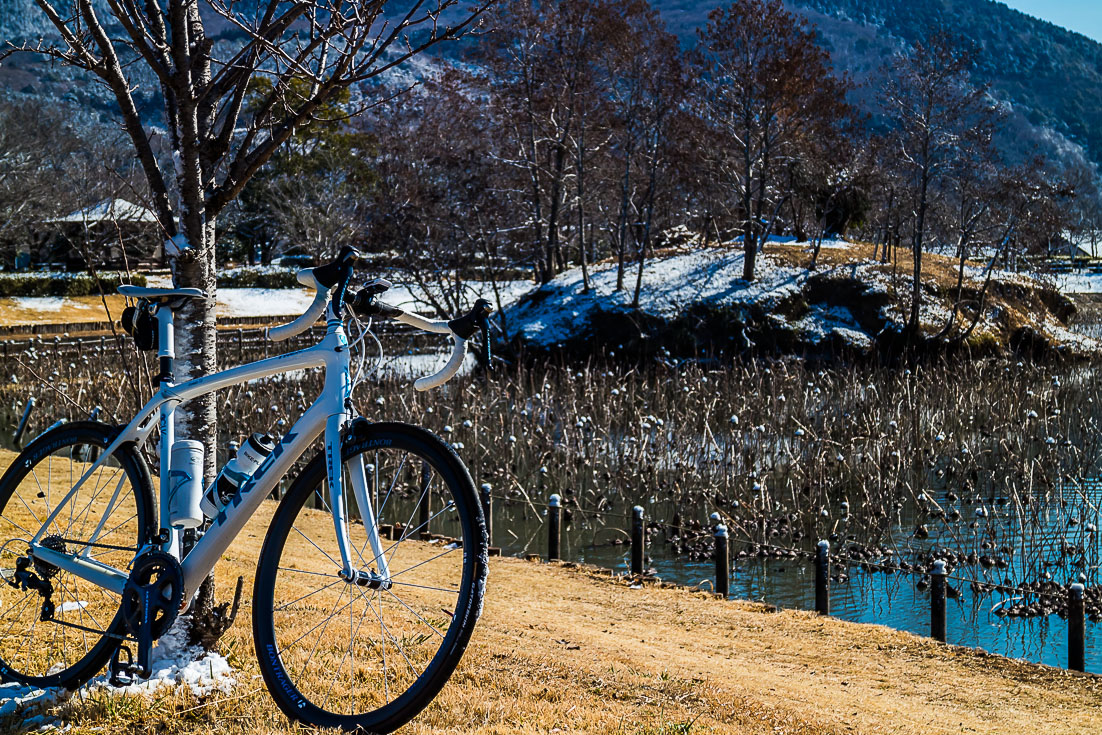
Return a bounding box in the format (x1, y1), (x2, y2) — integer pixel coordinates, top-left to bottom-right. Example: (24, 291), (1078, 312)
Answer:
(112, 550), (184, 685)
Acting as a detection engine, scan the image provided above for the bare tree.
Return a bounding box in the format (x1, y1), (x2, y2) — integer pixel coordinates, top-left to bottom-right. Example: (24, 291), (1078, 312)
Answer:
(692, 0), (849, 281)
(881, 34), (991, 335)
(12, 0), (488, 469)
(11, 0), (487, 647)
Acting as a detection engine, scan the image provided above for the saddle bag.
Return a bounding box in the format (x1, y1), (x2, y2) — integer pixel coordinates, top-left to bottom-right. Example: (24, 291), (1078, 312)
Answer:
(121, 303), (159, 351)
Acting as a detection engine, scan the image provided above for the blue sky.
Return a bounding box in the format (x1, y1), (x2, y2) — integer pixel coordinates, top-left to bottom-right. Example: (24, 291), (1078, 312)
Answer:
(1001, 1), (1102, 43)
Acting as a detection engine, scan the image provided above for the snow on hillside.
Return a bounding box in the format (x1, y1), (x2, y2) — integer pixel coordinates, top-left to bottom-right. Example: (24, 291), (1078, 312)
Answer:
(505, 241), (1101, 356)
(1053, 271), (1102, 294)
(508, 244), (873, 350)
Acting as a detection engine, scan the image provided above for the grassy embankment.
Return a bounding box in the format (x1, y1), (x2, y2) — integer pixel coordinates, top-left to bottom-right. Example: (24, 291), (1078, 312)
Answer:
(0, 443), (1095, 735)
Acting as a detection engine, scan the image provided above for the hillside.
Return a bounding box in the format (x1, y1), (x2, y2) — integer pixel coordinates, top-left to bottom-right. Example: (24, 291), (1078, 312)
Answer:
(649, 0), (1102, 168)
(792, 0), (1102, 165)
(504, 240), (1093, 359)
(3, 0), (1101, 170)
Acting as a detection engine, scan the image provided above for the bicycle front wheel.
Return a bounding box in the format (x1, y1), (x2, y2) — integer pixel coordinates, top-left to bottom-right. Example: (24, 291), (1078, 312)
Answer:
(253, 421), (487, 733)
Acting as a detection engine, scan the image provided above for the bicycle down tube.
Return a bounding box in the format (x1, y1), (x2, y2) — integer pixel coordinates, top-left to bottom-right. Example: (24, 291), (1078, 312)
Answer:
(28, 319), (368, 605)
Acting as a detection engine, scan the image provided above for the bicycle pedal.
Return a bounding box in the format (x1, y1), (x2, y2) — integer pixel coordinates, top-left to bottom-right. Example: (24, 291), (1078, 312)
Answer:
(109, 645), (135, 687)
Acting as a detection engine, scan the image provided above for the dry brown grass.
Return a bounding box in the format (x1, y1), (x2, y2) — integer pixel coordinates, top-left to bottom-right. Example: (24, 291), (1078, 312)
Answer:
(0, 295), (128, 327)
(1, 450), (1099, 735)
(767, 240), (983, 290)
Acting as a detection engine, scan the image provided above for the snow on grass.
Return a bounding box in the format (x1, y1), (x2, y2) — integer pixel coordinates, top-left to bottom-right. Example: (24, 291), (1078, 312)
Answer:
(0, 619), (235, 731)
(215, 287), (318, 318)
(0, 276), (535, 324)
(1052, 271), (1102, 294)
(792, 305), (873, 350)
(509, 246), (834, 347)
(7, 297), (104, 314)
(103, 619), (235, 698)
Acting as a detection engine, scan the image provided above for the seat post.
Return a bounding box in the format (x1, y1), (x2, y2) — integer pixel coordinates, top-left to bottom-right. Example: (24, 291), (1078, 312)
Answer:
(153, 303), (181, 557)
(154, 304), (175, 387)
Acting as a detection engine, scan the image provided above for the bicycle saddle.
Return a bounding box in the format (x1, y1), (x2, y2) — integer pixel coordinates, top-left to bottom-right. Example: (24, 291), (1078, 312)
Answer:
(118, 285), (206, 301)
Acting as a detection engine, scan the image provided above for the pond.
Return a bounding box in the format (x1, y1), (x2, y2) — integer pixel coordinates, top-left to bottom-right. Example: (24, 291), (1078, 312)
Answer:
(484, 487), (1101, 674)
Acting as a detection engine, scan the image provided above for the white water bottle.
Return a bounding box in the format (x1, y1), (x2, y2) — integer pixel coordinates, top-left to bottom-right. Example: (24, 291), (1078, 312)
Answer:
(168, 440), (205, 529)
(200, 433), (276, 517)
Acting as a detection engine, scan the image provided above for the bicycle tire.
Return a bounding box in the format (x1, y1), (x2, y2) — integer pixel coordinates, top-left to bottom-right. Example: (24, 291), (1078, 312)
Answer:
(0, 421), (155, 689)
(252, 420), (487, 733)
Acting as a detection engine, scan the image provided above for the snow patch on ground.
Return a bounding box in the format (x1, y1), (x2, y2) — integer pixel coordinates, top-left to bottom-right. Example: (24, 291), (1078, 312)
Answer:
(0, 619), (235, 731)
(102, 620), (236, 698)
(0, 279), (535, 323)
(510, 247), (810, 347)
(216, 287), (318, 317)
(7, 297), (103, 314)
(1052, 271), (1102, 294)
(792, 305), (873, 350)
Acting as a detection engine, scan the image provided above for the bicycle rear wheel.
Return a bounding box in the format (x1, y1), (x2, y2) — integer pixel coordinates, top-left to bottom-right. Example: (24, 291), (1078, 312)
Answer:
(0, 421), (155, 688)
(253, 421), (487, 733)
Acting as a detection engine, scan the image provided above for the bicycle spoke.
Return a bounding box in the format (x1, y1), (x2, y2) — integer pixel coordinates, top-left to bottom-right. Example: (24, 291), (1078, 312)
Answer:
(274, 576), (343, 612)
(291, 524), (343, 571)
(0, 433), (145, 681)
(292, 584), (348, 687)
(262, 433), (481, 727)
(388, 546), (460, 580)
(385, 588), (446, 640)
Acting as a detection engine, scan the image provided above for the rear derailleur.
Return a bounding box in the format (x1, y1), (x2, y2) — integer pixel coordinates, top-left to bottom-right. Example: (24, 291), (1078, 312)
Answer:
(3, 536), (68, 621)
(109, 551), (184, 687)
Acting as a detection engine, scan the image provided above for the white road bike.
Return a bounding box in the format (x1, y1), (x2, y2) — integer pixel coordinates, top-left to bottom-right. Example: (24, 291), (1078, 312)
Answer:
(0, 246), (491, 733)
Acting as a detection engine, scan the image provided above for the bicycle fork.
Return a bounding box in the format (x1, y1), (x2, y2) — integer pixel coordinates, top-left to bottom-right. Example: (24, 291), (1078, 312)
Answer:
(326, 415), (392, 590)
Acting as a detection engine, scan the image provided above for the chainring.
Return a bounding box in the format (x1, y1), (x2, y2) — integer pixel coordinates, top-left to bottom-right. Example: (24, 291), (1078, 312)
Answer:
(121, 550), (184, 641)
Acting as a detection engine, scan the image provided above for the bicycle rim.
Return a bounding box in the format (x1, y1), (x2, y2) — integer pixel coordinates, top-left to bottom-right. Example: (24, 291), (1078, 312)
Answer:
(254, 422), (486, 732)
(0, 422), (153, 687)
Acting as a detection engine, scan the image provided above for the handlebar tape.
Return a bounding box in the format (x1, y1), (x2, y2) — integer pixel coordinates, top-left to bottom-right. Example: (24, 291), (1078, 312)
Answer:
(267, 271), (330, 341)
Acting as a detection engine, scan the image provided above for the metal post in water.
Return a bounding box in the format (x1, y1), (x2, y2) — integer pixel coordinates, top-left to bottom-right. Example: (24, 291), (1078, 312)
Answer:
(631, 505), (644, 576)
(1069, 583), (1086, 672)
(715, 524), (730, 598)
(548, 493), (561, 561)
(815, 540), (830, 616)
(480, 483), (493, 547)
(13, 396), (35, 448)
(931, 560), (947, 643)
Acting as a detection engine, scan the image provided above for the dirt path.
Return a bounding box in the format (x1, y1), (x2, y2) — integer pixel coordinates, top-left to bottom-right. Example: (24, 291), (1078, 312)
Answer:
(411, 556), (1102, 735)
(67, 544), (1096, 735)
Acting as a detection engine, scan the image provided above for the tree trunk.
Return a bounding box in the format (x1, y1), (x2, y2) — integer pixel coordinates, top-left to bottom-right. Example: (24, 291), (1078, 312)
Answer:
(908, 168), (929, 335)
(173, 219), (219, 480)
(576, 130), (590, 294)
(173, 216), (220, 646)
(615, 153), (632, 292)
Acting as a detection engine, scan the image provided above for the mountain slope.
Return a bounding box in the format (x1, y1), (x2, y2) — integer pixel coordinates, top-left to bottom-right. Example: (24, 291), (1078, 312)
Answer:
(791, 0), (1102, 165)
(3, 0), (1100, 169)
(651, 0), (1102, 167)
